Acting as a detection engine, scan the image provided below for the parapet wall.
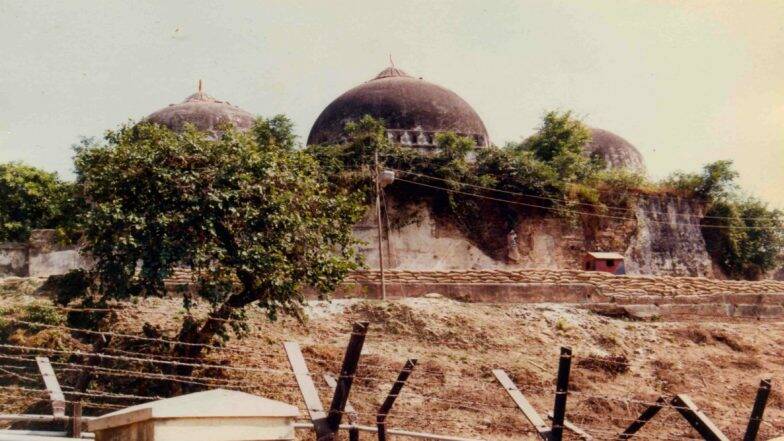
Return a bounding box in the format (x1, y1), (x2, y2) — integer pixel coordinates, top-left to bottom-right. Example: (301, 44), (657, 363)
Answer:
(336, 269), (784, 319)
(145, 267), (784, 318)
(344, 269), (784, 296)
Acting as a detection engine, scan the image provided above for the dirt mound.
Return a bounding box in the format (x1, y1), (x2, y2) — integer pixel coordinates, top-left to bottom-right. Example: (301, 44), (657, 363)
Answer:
(1, 281), (783, 440)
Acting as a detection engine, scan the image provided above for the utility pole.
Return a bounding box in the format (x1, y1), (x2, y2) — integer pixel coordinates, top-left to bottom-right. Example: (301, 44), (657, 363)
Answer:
(374, 149), (386, 300)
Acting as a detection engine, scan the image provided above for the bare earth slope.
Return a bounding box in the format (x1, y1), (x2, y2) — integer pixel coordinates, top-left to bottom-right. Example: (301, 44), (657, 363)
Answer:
(1, 277), (783, 440)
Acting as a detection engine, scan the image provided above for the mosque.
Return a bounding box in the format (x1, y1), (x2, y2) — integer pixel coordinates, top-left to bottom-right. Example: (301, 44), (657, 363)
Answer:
(144, 66), (646, 175)
(141, 65), (709, 276)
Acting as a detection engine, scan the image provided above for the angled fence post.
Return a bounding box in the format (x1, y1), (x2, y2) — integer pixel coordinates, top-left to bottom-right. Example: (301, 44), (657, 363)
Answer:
(327, 322), (369, 436)
(284, 341), (331, 439)
(35, 356), (65, 418)
(671, 395), (730, 441)
(546, 412), (593, 441)
(377, 359), (417, 441)
(493, 369), (551, 440)
(743, 379), (772, 441)
(617, 397), (665, 440)
(550, 347), (573, 441)
(287, 322), (368, 441)
(324, 374), (360, 441)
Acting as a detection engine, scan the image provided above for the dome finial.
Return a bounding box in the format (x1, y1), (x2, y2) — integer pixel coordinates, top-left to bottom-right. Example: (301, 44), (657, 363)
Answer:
(197, 79), (204, 94)
(389, 53), (395, 68)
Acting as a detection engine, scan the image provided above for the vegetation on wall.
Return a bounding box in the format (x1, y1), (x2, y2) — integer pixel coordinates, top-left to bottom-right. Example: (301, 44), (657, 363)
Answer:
(0, 162), (80, 243)
(1, 110), (781, 283)
(308, 112), (782, 279)
(665, 160), (784, 279)
(307, 112), (644, 257)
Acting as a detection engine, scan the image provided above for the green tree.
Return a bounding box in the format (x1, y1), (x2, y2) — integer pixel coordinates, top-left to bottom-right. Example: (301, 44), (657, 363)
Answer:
(664, 159), (738, 200)
(0, 162), (78, 242)
(72, 120), (364, 368)
(516, 111), (598, 183)
(702, 198), (784, 280)
(670, 161), (784, 279)
(251, 114), (298, 151)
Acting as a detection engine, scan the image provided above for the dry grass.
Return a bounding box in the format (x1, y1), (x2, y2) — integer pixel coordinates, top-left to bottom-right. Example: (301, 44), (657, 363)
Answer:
(1, 282), (784, 440)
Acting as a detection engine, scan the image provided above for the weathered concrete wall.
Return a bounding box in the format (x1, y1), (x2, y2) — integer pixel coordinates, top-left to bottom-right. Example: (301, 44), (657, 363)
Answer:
(0, 243), (28, 277)
(28, 249), (88, 277)
(0, 230), (89, 278)
(624, 195), (713, 277)
(358, 193), (716, 277)
(355, 203), (503, 270)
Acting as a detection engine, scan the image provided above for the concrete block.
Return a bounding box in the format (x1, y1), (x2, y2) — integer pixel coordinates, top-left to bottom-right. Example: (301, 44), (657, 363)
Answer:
(88, 389), (300, 441)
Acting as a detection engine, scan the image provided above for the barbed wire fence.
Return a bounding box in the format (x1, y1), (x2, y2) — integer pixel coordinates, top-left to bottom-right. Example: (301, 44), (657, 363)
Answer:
(0, 315), (778, 440)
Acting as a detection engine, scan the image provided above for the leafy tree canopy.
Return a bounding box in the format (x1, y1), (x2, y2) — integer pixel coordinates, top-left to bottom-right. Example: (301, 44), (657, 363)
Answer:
(72, 118), (364, 359)
(0, 162), (78, 242)
(701, 195), (783, 280)
(663, 159), (738, 201)
(513, 110), (601, 184)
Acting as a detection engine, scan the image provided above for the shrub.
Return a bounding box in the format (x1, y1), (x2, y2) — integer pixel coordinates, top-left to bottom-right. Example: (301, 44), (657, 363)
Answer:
(0, 162), (81, 242)
(702, 198), (784, 279)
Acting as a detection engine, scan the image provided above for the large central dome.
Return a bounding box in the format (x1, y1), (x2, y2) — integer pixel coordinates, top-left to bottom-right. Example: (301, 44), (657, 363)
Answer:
(307, 66), (490, 147)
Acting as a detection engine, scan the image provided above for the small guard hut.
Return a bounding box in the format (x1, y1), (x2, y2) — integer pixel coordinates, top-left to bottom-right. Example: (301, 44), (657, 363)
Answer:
(584, 252), (625, 275)
(87, 389), (300, 441)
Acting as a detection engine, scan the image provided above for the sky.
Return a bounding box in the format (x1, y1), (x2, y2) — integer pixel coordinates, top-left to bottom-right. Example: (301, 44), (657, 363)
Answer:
(1, 0), (782, 207)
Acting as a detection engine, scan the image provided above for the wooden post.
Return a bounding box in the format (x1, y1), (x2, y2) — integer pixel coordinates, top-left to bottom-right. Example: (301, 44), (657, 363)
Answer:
(326, 322), (369, 436)
(494, 367), (590, 441)
(75, 334), (111, 394)
(617, 397), (665, 440)
(550, 347), (572, 441)
(70, 402), (82, 438)
(671, 395), (730, 441)
(743, 379), (772, 441)
(35, 356), (65, 418)
(374, 149), (386, 301)
(377, 359), (417, 441)
(284, 341), (330, 439)
(324, 374), (360, 441)
(545, 412), (593, 440)
(492, 369), (550, 440)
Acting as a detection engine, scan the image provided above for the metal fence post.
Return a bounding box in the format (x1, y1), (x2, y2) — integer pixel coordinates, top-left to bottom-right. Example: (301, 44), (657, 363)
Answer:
(550, 347), (572, 441)
(377, 359), (417, 441)
(743, 379), (772, 441)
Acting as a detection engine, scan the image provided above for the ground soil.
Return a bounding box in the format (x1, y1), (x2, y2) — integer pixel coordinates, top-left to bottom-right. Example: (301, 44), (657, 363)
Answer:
(1, 277), (783, 440)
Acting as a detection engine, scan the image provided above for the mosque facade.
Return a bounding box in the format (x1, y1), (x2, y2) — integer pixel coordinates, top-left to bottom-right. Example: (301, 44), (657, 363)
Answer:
(139, 68), (720, 277)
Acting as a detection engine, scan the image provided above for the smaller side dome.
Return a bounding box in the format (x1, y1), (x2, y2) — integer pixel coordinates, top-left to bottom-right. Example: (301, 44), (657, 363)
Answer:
(146, 81), (254, 133)
(585, 128), (646, 174)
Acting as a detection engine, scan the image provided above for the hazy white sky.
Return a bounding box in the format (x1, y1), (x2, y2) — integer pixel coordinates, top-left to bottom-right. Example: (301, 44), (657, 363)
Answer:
(1, 1), (782, 207)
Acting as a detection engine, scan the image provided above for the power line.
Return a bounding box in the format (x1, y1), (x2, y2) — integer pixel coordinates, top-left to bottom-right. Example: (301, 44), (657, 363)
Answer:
(392, 176), (782, 231)
(388, 166), (779, 222)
